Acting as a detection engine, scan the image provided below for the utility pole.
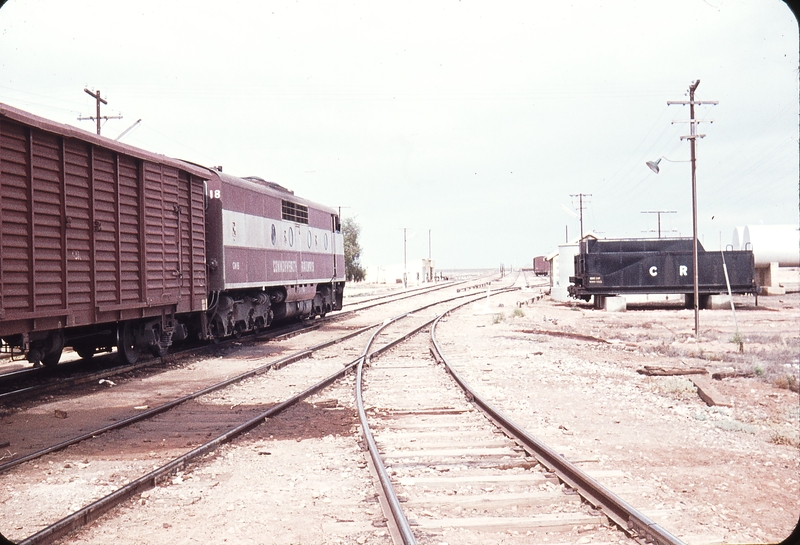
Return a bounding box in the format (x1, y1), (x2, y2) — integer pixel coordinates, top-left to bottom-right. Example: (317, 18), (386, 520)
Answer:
(641, 210), (676, 238)
(427, 229), (432, 282)
(569, 193), (591, 240)
(428, 229), (431, 260)
(667, 79), (717, 338)
(78, 88), (122, 135)
(403, 227), (407, 288)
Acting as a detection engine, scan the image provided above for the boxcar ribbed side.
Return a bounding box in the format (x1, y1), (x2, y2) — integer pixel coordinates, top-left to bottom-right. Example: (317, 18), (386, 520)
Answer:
(0, 103), (209, 365)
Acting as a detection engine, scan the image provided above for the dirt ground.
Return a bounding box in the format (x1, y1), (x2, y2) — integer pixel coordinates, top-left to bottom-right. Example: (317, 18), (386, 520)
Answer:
(2, 271), (798, 544)
(434, 271), (799, 544)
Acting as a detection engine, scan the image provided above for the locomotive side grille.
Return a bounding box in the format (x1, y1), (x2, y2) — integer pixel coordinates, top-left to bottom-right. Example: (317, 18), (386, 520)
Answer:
(281, 200), (308, 224)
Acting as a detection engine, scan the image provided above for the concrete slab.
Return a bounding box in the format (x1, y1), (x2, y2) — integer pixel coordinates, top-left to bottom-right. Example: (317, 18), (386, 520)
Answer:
(761, 285), (786, 296)
(708, 294), (732, 310)
(604, 296), (627, 312)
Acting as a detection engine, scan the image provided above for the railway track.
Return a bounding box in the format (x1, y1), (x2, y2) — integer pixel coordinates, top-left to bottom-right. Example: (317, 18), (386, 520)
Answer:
(356, 290), (686, 545)
(0, 276), (506, 544)
(0, 275), (501, 471)
(0, 276), (483, 405)
(1, 274), (688, 544)
(342, 279), (461, 309)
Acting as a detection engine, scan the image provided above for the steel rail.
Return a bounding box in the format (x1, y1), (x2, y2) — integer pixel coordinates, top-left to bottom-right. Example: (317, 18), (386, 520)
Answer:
(342, 280), (458, 308)
(335, 274), (494, 315)
(429, 302), (687, 545)
(353, 285), (520, 545)
(2, 277), (503, 472)
(0, 320), (323, 404)
(0, 273), (482, 400)
(13, 284), (516, 545)
(0, 321), (378, 474)
(16, 350), (367, 545)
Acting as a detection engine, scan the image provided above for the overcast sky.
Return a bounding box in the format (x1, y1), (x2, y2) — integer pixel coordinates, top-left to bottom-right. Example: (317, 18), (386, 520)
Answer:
(1, 0), (797, 270)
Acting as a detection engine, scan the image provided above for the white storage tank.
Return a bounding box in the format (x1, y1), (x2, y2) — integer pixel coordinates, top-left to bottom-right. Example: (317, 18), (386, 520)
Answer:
(732, 226), (745, 251)
(741, 225), (800, 266)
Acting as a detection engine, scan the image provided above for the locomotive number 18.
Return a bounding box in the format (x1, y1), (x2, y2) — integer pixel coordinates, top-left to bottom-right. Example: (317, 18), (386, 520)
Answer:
(209, 189), (221, 199)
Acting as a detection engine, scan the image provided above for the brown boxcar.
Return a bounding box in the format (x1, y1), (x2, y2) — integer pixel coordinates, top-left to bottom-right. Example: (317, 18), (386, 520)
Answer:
(0, 103), (209, 365)
(533, 255), (550, 276)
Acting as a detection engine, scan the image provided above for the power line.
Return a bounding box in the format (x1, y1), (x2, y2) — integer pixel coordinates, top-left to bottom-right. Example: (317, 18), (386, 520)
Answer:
(640, 210), (676, 238)
(569, 193), (592, 239)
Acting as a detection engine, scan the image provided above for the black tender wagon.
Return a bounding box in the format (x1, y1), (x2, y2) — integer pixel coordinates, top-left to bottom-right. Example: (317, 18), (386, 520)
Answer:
(568, 237), (756, 304)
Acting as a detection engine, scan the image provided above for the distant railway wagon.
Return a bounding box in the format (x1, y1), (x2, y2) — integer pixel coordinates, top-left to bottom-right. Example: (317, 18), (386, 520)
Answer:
(0, 102), (344, 366)
(568, 238), (756, 303)
(533, 255), (550, 276)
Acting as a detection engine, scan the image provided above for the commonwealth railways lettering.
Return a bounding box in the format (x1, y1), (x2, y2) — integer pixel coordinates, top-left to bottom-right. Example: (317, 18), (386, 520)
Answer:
(273, 260), (298, 273)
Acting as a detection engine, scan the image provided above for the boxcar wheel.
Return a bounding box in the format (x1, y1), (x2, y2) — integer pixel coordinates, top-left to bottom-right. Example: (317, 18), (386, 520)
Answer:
(117, 322), (141, 364)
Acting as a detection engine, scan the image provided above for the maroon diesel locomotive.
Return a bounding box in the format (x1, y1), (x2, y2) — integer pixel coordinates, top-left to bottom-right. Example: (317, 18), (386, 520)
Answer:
(0, 102), (344, 366)
(203, 170), (344, 341)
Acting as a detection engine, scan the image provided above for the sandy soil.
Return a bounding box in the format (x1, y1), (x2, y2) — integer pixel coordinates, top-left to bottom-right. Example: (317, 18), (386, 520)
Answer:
(2, 274), (798, 544)
(434, 276), (799, 544)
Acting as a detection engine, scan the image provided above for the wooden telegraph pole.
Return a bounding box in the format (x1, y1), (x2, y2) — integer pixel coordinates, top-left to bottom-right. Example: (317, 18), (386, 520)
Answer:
(78, 88), (122, 135)
(667, 80), (718, 338)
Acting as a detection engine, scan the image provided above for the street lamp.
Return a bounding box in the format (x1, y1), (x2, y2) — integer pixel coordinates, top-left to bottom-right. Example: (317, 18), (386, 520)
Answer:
(646, 158), (662, 174)
(647, 79), (717, 338)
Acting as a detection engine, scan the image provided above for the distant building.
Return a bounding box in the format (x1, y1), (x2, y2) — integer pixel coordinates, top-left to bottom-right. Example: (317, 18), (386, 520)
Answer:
(365, 258), (437, 286)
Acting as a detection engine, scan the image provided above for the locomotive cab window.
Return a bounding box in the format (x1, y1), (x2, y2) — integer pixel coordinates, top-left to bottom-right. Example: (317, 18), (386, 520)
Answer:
(282, 200), (308, 224)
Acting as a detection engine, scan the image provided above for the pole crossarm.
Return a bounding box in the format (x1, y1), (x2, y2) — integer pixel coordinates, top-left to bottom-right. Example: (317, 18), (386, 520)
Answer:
(667, 100), (719, 106)
(78, 88), (122, 135)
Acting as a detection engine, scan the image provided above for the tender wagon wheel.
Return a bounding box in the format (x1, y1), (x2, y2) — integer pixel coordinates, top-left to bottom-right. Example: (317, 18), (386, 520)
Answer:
(74, 345), (95, 361)
(117, 322), (141, 364)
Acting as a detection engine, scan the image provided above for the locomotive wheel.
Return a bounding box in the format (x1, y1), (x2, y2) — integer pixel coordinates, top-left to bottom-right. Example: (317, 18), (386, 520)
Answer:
(209, 316), (225, 344)
(117, 322), (141, 364)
